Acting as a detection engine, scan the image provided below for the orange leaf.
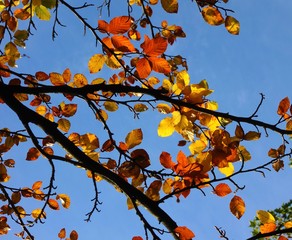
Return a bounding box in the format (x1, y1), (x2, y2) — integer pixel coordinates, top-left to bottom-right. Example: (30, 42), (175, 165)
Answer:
(141, 35), (168, 57)
(32, 181), (42, 190)
(70, 230), (78, 240)
(60, 103), (77, 117)
(62, 68), (71, 83)
(49, 72), (66, 86)
(31, 208), (46, 219)
(26, 147), (40, 161)
(160, 151), (175, 169)
(48, 199), (60, 210)
(136, 58), (151, 79)
(97, 20), (109, 33)
(125, 128), (143, 149)
(73, 73), (88, 87)
(260, 222), (276, 234)
(56, 194), (71, 209)
(108, 16), (133, 34)
(57, 118), (71, 133)
(230, 195), (245, 219)
(202, 6), (224, 26)
(277, 97), (290, 116)
(149, 57), (171, 74)
(35, 71), (49, 81)
(58, 228), (66, 238)
(174, 226), (195, 240)
(213, 183), (232, 197)
(111, 35), (136, 52)
(278, 236), (288, 240)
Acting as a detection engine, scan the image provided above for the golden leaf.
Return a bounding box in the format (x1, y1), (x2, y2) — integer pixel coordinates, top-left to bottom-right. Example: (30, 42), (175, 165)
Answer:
(161, 0), (178, 13)
(88, 54), (105, 74)
(73, 73), (88, 87)
(202, 6), (224, 26)
(213, 183), (232, 197)
(48, 199), (60, 210)
(256, 210), (275, 224)
(104, 101), (119, 112)
(230, 195), (245, 219)
(157, 117), (175, 137)
(56, 194), (71, 209)
(225, 16), (240, 35)
(57, 118), (71, 133)
(31, 208), (46, 219)
(125, 128), (143, 149)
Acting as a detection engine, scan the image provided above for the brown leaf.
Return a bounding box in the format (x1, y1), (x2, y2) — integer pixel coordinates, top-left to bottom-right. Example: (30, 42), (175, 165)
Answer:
(277, 97), (290, 116)
(272, 159), (284, 172)
(213, 183), (232, 197)
(48, 199), (60, 210)
(131, 149), (150, 169)
(58, 228), (66, 238)
(56, 194), (71, 209)
(159, 151), (175, 169)
(70, 230), (78, 240)
(26, 147), (40, 161)
(161, 0), (178, 13)
(125, 128), (143, 149)
(230, 195), (245, 219)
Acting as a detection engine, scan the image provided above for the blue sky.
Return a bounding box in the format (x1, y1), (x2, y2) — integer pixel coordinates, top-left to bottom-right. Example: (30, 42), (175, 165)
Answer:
(1, 0), (292, 239)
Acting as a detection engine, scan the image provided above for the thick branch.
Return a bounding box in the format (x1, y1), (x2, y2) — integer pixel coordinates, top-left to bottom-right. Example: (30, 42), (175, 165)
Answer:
(246, 227), (292, 240)
(3, 83), (292, 136)
(0, 83), (179, 239)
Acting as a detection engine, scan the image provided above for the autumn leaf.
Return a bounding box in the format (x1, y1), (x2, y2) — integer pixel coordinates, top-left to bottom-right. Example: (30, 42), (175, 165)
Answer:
(161, 0), (178, 13)
(50, 72), (66, 86)
(73, 73), (88, 87)
(136, 58), (151, 79)
(69, 230), (78, 240)
(88, 54), (105, 73)
(35, 5), (51, 20)
(58, 228), (66, 238)
(256, 210), (275, 224)
(157, 117), (175, 137)
(108, 16), (133, 34)
(260, 222), (276, 234)
(202, 6), (224, 26)
(148, 57), (171, 74)
(141, 35), (168, 57)
(230, 195), (245, 219)
(26, 147), (40, 161)
(213, 183), (232, 197)
(160, 151), (175, 169)
(111, 35), (136, 52)
(60, 103), (77, 117)
(132, 237), (143, 240)
(32, 181), (42, 190)
(244, 131), (261, 141)
(11, 191), (21, 204)
(57, 118), (71, 133)
(134, 103), (148, 112)
(104, 101), (119, 112)
(174, 226), (195, 240)
(48, 199), (60, 210)
(225, 16), (240, 35)
(277, 97), (290, 116)
(125, 128), (143, 149)
(131, 149), (150, 168)
(56, 194), (71, 209)
(31, 208), (46, 219)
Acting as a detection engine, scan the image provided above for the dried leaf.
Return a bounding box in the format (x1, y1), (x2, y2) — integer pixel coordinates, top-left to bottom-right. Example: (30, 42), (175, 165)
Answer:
(256, 210), (275, 224)
(202, 6), (224, 26)
(56, 194), (71, 209)
(26, 147), (40, 161)
(213, 183), (232, 197)
(225, 16), (240, 35)
(230, 195), (245, 219)
(58, 118), (71, 133)
(88, 54), (105, 73)
(58, 228), (66, 238)
(161, 0), (178, 13)
(125, 128), (143, 149)
(277, 97), (290, 116)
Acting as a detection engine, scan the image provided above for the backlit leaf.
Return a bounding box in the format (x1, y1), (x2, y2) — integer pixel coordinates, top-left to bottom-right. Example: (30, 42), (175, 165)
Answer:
(125, 128), (143, 149)
(31, 208), (46, 219)
(56, 194), (71, 209)
(277, 97), (290, 116)
(157, 117), (175, 137)
(260, 222), (276, 234)
(230, 195), (245, 219)
(225, 16), (240, 35)
(48, 199), (60, 210)
(244, 131), (261, 141)
(284, 221), (292, 228)
(256, 210), (275, 224)
(219, 162), (234, 176)
(162, 178), (173, 194)
(50, 72), (66, 86)
(161, 0), (178, 13)
(36, 105), (47, 115)
(213, 183), (232, 197)
(108, 16), (133, 34)
(111, 35), (136, 52)
(57, 118), (71, 133)
(32, 181), (42, 190)
(141, 35), (168, 57)
(136, 58), (151, 79)
(160, 151), (175, 169)
(88, 54), (105, 73)
(131, 149), (150, 168)
(60, 103), (77, 117)
(149, 57), (171, 74)
(11, 191), (21, 204)
(80, 133), (99, 151)
(202, 6), (224, 26)
(70, 230), (78, 240)
(134, 103), (148, 112)
(73, 73), (88, 87)
(35, 5), (51, 21)
(132, 237), (143, 240)
(104, 101), (119, 112)
(174, 226), (195, 240)
(26, 147), (40, 161)
(58, 228), (66, 238)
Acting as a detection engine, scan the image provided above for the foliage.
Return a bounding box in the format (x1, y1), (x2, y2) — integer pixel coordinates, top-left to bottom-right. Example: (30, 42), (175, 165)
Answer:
(249, 200), (292, 240)
(0, 0), (291, 239)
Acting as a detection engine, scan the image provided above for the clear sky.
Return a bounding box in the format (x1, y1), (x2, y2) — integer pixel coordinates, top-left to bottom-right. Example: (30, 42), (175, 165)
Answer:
(1, 0), (292, 239)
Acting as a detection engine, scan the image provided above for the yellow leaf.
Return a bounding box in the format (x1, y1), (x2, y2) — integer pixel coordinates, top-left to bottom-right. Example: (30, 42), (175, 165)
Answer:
(202, 6), (224, 26)
(225, 16), (240, 35)
(157, 117), (175, 137)
(156, 103), (172, 114)
(219, 162), (234, 176)
(88, 54), (105, 73)
(35, 5), (51, 20)
(284, 221), (292, 228)
(31, 208), (46, 219)
(162, 178), (173, 194)
(36, 105), (47, 115)
(256, 210), (275, 224)
(50, 72), (66, 86)
(104, 101), (119, 112)
(80, 133), (99, 151)
(161, 0), (178, 13)
(105, 54), (121, 69)
(57, 118), (71, 133)
(134, 103), (148, 112)
(125, 128), (143, 149)
(189, 140), (207, 155)
(230, 195), (245, 219)
(56, 194), (71, 209)
(73, 73), (88, 87)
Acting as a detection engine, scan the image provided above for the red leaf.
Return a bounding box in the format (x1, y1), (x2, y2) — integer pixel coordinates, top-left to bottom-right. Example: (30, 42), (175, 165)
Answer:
(132, 237), (143, 240)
